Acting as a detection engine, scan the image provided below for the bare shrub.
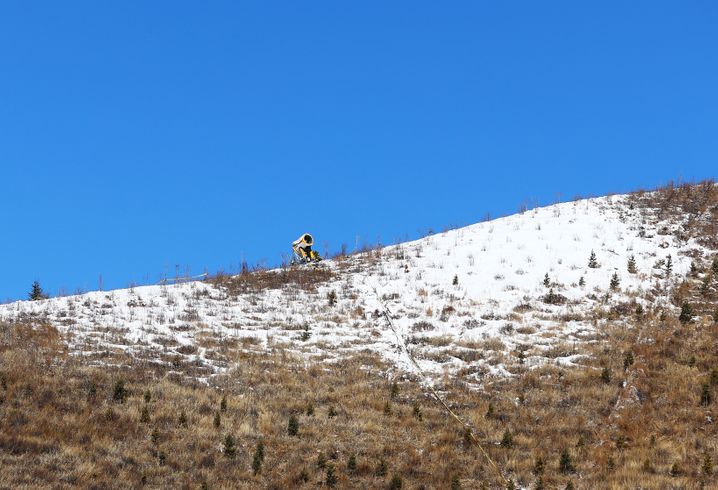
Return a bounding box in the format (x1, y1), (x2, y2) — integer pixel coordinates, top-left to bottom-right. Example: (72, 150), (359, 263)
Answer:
(210, 267), (335, 296)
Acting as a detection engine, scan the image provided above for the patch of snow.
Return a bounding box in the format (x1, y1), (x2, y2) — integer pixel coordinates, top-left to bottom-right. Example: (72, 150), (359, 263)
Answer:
(0, 194), (703, 385)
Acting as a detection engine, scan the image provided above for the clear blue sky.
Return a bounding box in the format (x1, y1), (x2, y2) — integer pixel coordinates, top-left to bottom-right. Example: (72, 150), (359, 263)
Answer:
(1, 1), (716, 301)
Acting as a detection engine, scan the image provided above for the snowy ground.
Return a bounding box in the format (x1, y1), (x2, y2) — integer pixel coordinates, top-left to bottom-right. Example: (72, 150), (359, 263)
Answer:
(0, 195), (702, 385)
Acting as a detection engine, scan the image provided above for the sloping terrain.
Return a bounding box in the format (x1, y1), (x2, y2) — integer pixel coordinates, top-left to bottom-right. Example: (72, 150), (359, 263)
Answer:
(0, 194), (702, 384)
(1, 182), (717, 489)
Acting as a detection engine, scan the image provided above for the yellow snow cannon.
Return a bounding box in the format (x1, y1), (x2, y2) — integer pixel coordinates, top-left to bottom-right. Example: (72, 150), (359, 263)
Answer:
(292, 233), (322, 264)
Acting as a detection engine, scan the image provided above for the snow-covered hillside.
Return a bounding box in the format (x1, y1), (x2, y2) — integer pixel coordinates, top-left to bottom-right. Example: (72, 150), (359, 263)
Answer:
(0, 194), (703, 385)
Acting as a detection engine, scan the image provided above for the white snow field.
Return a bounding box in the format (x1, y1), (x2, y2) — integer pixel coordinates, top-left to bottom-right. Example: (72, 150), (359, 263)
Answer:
(0, 194), (703, 385)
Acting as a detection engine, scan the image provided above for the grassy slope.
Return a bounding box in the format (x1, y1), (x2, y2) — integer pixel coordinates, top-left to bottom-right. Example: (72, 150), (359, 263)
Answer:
(1, 182), (717, 490)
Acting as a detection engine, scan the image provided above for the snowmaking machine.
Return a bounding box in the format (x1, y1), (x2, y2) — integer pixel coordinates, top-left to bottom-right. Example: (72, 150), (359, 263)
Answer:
(292, 233), (322, 264)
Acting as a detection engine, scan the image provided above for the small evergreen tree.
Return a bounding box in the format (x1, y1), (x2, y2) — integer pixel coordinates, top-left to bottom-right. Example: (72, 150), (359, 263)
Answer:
(450, 475), (461, 490)
(703, 453), (713, 476)
(390, 381), (399, 399)
(375, 458), (388, 476)
(389, 474), (403, 490)
(500, 428), (513, 448)
(178, 410), (188, 428)
(412, 403), (422, 420)
(701, 383), (712, 406)
(559, 448), (575, 474)
(679, 302), (693, 324)
(287, 414), (299, 436)
(306, 403), (315, 416)
(213, 411), (221, 429)
(635, 303), (644, 318)
(220, 395), (227, 412)
(223, 434), (236, 457)
(615, 434), (626, 450)
(383, 401), (392, 416)
(325, 464), (337, 487)
(588, 251), (599, 268)
(623, 351), (634, 371)
(610, 272), (620, 291)
(252, 440), (264, 475)
(535, 476), (544, 490)
(627, 255), (637, 274)
(144, 390), (151, 403)
(28, 281), (48, 301)
(601, 367), (611, 384)
(665, 254), (673, 277)
(463, 428), (473, 449)
(543, 273), (550, 287)
(140, 405), (150, 423)
(485, 402), (495, 418)
(113, 379), (127, 403)
(690, 261), (698, 277)
(328, 406), (337, 418)
(578, 276), (585, 287)
(327, 290), (337, 307)
(533, 455), (545, 475)
(347, 453), (357, 473)
(453, 274), (459, 286)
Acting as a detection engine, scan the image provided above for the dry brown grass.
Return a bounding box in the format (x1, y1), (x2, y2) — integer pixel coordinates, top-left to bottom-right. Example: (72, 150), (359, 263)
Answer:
(3, 297), (715, 489)
(629, 179), (718, 249)
(210, 266), (335, 297)
(1, 182), (717, 489)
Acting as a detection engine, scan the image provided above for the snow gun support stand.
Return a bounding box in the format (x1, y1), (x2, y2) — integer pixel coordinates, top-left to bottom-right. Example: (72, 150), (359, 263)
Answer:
(291, 233), (322, 266)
